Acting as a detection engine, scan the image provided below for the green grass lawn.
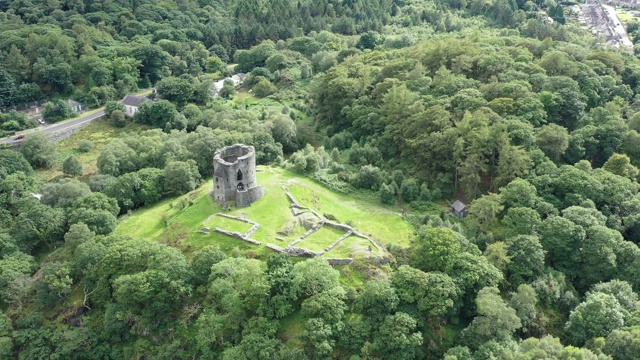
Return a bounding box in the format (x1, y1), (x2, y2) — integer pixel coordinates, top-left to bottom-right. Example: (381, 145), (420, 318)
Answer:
(204, 215), (253, 234)
(115, 166), (415, 259)
(232, 90), (260, 106)
(35, 120), (148, 183)
(297, 226), (345, 252)
(288, 178), (414, 247)
(323, 235), (382, 258)
(617, 11), (634, 22)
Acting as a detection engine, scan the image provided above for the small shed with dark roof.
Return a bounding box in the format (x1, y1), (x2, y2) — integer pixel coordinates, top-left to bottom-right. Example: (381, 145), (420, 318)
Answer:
(121, 95), (153, 117)
(450, 200), (468, 217)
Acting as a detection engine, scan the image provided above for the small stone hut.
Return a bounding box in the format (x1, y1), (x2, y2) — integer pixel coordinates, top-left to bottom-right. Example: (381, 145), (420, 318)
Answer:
(450, 200), (468, 217)
(213, 144), (264, 207)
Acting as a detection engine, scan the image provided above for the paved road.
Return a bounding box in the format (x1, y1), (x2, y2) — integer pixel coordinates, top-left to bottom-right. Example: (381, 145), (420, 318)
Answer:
(602, 5), (634, 48)
(0, 110), (105, 145)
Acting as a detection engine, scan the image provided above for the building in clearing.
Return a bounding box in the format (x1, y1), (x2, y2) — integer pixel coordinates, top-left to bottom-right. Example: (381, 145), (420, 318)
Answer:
(67, 99), (83, 112)
(121, 94), (153, 117)
(213, 144), (264, 207)
(450, 200), (469, 217)
(212, 73), (247, 97)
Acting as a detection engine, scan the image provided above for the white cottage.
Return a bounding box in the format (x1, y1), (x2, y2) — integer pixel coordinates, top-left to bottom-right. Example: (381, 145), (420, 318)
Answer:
(121, 94), (153, 117)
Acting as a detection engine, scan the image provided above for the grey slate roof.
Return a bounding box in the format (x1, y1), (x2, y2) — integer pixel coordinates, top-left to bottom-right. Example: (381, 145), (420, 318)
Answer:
(451, 200), (467, 212)
(67, 99), (81, 107)
(121, 94), (153, 107)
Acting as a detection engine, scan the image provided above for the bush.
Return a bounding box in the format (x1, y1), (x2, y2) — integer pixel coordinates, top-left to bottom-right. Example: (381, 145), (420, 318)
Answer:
(20, 131), (58, 169)
(76, 140), (94, 153)
(253, 77), (278, 98)
(62, 156), (83, 177)
(104, 100), (125, 117)
(400, 178), (420, 203)
(311, 170), (355, 194)
(356, 165), (383, 190)
(42, 100), (74, 123)
(380, 183), (396, 205)
(110, 109), (127, 128)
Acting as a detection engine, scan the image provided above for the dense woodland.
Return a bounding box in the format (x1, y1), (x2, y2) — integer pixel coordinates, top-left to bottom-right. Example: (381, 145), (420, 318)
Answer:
(5, 0), (640, 359)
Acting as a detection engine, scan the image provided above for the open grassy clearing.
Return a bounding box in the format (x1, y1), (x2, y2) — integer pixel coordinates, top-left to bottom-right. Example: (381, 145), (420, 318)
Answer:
(297, 226), (345, 252)
(287, 178), (413, 247)
(323, 235), (382, 258)
(35, 120), (148, 183)
(278, 311), (305, 348)
(116, 166), (415, 258)
(616, 10), (635, 22)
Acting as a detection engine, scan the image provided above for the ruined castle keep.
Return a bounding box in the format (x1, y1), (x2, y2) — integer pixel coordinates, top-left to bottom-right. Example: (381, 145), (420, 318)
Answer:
(213, 144), (264, 207)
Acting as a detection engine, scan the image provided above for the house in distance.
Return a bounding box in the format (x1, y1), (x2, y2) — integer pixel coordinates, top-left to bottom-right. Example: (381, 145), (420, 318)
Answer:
(67, 99), (83, 112)
(121, 94), (153, 117)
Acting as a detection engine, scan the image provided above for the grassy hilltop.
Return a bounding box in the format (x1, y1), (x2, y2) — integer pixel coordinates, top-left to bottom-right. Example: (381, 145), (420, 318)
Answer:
(116, 166), (414, 259)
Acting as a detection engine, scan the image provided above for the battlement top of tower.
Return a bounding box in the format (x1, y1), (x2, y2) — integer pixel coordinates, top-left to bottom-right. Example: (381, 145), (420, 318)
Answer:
(214, 144), (255, 165)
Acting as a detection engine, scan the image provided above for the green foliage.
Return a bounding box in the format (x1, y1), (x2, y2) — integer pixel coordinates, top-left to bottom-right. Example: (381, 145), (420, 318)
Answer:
(356, 279), (399, 323)
(19, 131), (58, 169)
(7, 1), (640, 357)
(67, 207), (117, 236)
(42, 100), (74, 123)
(36, 262), (73, 307)
(0, 111), (35, 132)
(110, 109), (127, 128)
(76, 140), (94, 153)
(0, 252), (36, 304)
(509, 284), (540, 335)
(156, 76), (196, 108)
(504, 235), (545, 286)
(114, 269), (192, 326)
(565, 293), (626, 346)
(390, 265), (458, 317)
(41, 178), (91, 209)
(468, 193), (504, 232)
(62, 155), (82, 177)
(362, 312), (423, 359)
(603, 153), (638, 179)
(10, 202), (66, 252)
(400, 178), (420, 203)
(461, 287), (522, 349)
(270, 114), (298, 153)
(292, 258), (340, 298)
(63, 223), (95, 251)
(191, 245), (226, 287)
(0, 150), (33, 176)
(253, 77), (278, 98)
(605, 327), (640, 360)
(411, 227), (461, 273)
(134, 100), (179, 130)
(379, 183), (396, 205)
(104, 101), (125, 117)
(164, 160), (202, 195)
(501, 207), (541, 235)
(588, 280), (639, 314)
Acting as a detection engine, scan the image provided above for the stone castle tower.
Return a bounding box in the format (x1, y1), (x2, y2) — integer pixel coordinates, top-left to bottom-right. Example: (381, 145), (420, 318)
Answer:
(213, 144), (264, 207)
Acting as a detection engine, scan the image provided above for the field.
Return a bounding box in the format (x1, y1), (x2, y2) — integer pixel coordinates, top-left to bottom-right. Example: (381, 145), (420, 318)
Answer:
(115, 166), (415, 259)
(203, 215), (253, 234)
(322, 235), (383, 258)
(34, 120), (148, 183)
(297, 226), (345, 253)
